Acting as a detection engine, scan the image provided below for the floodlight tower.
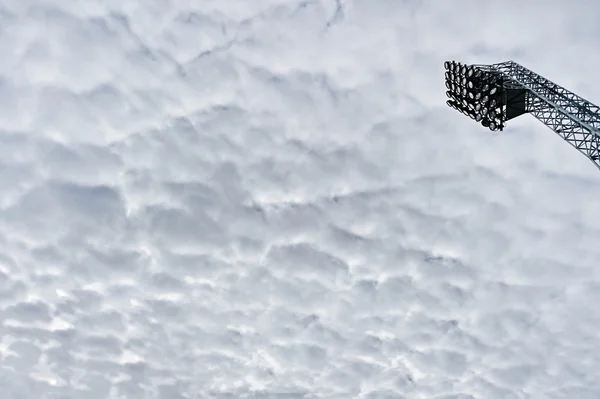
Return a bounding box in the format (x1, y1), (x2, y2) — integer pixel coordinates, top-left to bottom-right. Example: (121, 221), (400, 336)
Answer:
(444, 60), (600, 170)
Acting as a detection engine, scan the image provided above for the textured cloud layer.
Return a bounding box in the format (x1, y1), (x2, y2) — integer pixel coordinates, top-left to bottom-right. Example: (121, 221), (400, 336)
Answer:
(1, 1), (600, 398)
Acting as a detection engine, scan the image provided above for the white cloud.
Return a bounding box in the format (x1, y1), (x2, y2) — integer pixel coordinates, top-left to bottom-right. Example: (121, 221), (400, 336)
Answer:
(1, 0), (600, 397)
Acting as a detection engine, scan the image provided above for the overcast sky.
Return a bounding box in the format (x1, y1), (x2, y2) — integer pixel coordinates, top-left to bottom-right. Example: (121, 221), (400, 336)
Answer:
(1, 1), (600, 398)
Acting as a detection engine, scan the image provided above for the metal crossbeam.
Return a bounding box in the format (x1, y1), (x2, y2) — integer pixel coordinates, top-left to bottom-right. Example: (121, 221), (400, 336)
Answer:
(444, 60), (600, 170)
(491, 61), (600, 169)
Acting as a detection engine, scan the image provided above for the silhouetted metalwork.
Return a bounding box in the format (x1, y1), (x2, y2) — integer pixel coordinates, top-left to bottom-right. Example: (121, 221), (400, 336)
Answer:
(444, 60), (600, 169)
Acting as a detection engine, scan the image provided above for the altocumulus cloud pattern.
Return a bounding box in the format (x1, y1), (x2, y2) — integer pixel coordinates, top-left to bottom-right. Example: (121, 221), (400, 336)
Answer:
(1, 1), (600, 398)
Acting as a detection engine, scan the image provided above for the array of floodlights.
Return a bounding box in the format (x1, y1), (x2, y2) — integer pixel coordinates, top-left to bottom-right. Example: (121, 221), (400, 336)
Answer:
(444, 61), (505, 131)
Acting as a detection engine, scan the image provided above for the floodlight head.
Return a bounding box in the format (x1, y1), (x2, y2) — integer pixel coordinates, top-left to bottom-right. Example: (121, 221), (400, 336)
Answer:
(444, 60), (511, 132)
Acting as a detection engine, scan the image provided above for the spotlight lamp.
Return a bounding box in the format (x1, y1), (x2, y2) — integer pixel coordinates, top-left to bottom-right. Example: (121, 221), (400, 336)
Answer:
(444, 60), (509, 133)
(441, 59), (600, 172)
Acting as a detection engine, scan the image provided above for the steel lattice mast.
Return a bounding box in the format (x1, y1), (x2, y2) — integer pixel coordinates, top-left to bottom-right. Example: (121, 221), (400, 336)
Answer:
(444, 60), (600, 170)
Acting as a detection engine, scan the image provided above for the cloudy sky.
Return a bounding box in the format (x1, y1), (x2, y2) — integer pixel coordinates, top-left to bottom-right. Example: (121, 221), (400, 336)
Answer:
(1, 0), (600, 398)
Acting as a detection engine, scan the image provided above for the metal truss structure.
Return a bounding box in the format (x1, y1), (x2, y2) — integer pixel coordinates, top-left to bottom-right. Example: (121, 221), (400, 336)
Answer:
(444, 60), (600, 170)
